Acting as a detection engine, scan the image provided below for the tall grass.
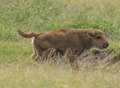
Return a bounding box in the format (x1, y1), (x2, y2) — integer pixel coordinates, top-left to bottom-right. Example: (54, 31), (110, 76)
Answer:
(0, 40), (120, 88)
(0, 63), (120, 88)
(0, 0), (120, 40)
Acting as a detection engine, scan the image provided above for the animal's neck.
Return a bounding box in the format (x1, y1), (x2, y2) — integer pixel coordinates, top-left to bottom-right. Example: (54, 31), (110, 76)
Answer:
(82, 38), (92, 50)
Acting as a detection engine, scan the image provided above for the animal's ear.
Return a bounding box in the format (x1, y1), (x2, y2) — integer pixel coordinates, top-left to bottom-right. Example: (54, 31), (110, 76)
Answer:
(87, 31), (96, 38)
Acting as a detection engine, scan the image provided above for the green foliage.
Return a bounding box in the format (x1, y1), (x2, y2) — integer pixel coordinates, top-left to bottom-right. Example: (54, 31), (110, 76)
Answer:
(0, 0), (120, 41)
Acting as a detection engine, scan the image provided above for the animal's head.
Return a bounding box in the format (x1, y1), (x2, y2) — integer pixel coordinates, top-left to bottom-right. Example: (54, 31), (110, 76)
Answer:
(87, 30), (109, 49)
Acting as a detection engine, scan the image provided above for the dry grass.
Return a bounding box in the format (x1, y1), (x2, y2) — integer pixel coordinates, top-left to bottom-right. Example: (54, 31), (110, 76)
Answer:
(0, 41), (120, 88)
(37, 48), (120, 71)
(0, 62), (120, 88)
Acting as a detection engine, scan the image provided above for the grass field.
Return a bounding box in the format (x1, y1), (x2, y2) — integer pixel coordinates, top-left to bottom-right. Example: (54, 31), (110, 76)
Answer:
(0, 0), (120, 88)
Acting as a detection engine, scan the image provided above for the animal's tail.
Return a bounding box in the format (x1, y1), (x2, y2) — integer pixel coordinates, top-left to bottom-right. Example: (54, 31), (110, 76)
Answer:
(17, 30), (40, 38)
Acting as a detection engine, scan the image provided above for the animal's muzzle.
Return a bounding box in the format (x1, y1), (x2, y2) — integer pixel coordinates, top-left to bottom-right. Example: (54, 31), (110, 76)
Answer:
(103, 42), (109, 48)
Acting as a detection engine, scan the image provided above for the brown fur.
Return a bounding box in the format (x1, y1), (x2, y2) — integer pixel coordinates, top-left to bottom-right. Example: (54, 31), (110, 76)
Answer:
(18, 30), (42, 38)
(18, 29), (109, 63)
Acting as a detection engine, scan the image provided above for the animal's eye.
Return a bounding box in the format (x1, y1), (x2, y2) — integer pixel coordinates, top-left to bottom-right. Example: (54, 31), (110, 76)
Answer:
(96, 36), (101, 39)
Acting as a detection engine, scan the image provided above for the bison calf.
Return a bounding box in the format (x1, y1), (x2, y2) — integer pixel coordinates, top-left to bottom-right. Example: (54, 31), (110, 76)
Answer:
(18, 29), (109, 62)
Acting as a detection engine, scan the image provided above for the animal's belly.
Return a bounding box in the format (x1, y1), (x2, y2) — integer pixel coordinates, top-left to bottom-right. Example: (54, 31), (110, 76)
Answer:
(38, 38), (78, 50)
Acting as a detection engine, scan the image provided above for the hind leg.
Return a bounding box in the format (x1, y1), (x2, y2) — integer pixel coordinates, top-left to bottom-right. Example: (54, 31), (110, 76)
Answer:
(31, 37), (37, 59)
(33, 44), (46, 63)
(32, 44), (37, 59)
(31, 37), (43, 62)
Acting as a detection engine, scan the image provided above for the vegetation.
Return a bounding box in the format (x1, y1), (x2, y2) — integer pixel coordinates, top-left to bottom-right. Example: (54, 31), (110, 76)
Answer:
(0, 0), (120, 88)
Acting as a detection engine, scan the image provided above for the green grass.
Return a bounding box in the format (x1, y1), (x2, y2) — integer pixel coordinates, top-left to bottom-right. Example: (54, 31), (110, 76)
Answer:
(0, 0), (120, 88)
(0, 0), (120, 41)
(0, 41), (31, 63)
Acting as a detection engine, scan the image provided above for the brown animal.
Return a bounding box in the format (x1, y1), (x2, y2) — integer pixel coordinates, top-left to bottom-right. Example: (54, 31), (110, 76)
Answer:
(18, 29), (109, 62)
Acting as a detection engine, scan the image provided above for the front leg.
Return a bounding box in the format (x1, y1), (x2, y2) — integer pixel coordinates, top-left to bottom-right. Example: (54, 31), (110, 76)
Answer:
(65, 48), (79, 71)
